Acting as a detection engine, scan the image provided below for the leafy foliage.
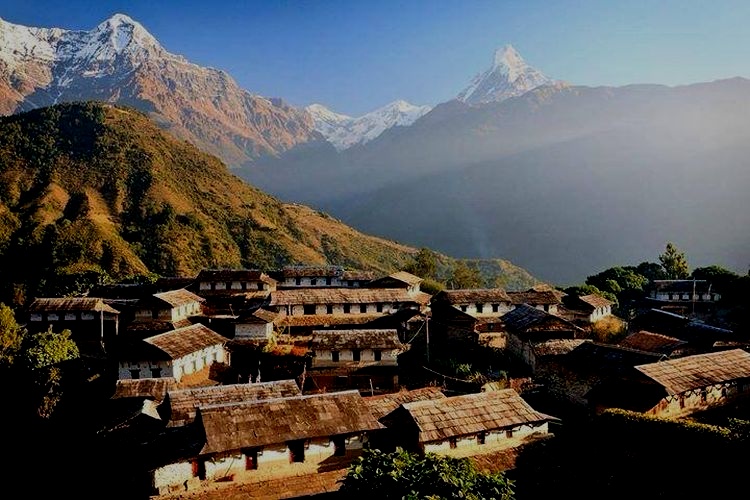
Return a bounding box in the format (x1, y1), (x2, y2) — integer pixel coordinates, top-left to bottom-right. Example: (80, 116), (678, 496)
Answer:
(340, 448), (514, 500)
(659, 241), (689, 279)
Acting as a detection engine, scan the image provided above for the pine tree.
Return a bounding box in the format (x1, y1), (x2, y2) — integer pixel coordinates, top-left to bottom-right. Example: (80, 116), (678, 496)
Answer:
(659, 242), (689, 279)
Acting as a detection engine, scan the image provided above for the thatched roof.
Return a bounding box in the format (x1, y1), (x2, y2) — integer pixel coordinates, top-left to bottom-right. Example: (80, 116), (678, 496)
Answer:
(27, 297), (120, 314)
(144, 324), (226, 360)
(364, 387), (446, 420)
(311, 329), (402, 350)
(166, 380), (301, 426)
(198, 390), (383, 454)
(399, 389), (557, 443)
(635, 349), (750, 395)
(433, 289), (511, 304)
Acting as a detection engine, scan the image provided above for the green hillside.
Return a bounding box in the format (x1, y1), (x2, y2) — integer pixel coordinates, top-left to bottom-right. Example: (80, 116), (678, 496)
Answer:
(0, 102), (538, 306)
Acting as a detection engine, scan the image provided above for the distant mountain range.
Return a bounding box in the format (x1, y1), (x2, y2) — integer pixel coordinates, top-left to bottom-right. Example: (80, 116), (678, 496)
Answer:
(2, 13), (747, 285)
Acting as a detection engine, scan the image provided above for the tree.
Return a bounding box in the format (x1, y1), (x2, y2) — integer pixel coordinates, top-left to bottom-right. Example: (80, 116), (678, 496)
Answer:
(635, 261), (668, 282)
(691, 265), (739, 293)
(0, 302), (25, 369)
(449, 261), (483, 289)
(340, 448), (515, 500)
(659, 242), (689, 279)
(406, 247), (438, 280)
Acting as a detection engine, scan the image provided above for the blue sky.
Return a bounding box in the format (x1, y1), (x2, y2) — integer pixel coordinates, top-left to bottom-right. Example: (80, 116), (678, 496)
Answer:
(2, 0), (749, 115)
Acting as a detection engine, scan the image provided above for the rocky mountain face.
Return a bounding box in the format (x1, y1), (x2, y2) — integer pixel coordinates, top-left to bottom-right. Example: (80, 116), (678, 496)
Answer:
(0, 14), (316, 166)
(457, 44), (554, 104)
(306, 100), (432, 151)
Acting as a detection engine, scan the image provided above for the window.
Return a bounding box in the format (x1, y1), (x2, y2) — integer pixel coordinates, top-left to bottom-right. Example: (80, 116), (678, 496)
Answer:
(360, 304), (367, 313)
(303, 304), (316, 315)
(192, 459), (206, 480)
(331, 351), (340, 362)
(476, 303), (484, 313)
(129, 369), (140, 379)
(326, 305), (333, 314)
(333, 436), (346, 456)
(374, 350), (382, 361)
(492, 304), (499, 313)
(344, 304), (351, 314)
(376, 304), (383, 312)
(460, 305), (467, 312)
(295, 277), (301, 286)
(257, 282), (263, 290)
(352, 349), (361, 362)
(477, 432), (486, 445)
(150, 367), (162, 378)
(311, 278), (317, 286)
(326, 277), (332, 286)
(506, 429), (514, 438)
(289, 440), (305, 463)
(449, 438), (457, 449)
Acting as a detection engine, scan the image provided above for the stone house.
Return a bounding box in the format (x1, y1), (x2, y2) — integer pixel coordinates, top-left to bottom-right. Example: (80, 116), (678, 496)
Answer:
(26, 297), (121, 352)
(128, 289), (205, 337)
(194, 269), (277, 295)
(380, 389), (558, 458)
(507, 289), (562, 314)
(164, 380), (301, 427)
(272, 265), (348, 288)
(632, 349), (750, 418)
(649, 279), (721, 303)
(232, 308), (279, 342)
(118, 323), (228, 382)
(431, 288), (513, 318)
(501, 304), (585, 371)
(147, 390), (382, 496)
(309, 329), (404, 393)
(562, 294), (614, 323)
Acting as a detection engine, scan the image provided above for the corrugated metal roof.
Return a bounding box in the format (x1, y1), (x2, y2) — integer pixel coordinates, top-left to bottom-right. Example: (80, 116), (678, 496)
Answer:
(401, 389), (557, 443)
(635, 349), (750, 395)
(198, 390), (383, 454)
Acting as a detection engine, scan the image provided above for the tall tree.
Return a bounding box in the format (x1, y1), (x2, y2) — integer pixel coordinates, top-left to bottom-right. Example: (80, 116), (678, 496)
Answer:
(405, 247), (438, 280)
(659, 242), (690, 279)
(449, 261), (483, 289)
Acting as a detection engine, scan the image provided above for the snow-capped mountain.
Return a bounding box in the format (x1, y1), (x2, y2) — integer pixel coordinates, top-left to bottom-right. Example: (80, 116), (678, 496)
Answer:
(0, 14), (315, 165)
(457, 44), (553, 105)
(306, 100), (432, 151)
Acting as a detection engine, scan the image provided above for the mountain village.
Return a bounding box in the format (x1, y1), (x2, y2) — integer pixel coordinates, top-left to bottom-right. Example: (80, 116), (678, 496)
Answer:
(19, 264), (747, 499)
(1, 10), (749, 500)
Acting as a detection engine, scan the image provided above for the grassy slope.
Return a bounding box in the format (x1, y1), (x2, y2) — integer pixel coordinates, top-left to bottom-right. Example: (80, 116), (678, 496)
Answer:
(0, 102), (538, 305)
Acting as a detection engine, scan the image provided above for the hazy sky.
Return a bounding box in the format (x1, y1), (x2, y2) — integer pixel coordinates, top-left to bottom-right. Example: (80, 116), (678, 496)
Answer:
(2, 0), (750, 115)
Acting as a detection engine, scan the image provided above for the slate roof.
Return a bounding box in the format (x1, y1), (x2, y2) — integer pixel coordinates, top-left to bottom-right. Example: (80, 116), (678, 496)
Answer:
(149, 289), (205, 308)
(566, 341), (664, 377)
(400, 389), (557, 443)
(635, 349), (750, 395)
(364, 387), (446, 420)
(368, 271), (423, 288)
(112, 377), (178, 402)
(27, 297), (120, 314)
(311, 329), (403, 350)
(198, 390), (383, 454)
(238, 308), (279, 324)
(531, 339), (590, 357)
(275, 314), (385, 328)
(144, 324), (226, 360)
(619, 331), (688, 354)
(269, 288), (430, 306)
(502, 304), (582, 333)
(167, 380), (301, 426)
(342, 270), (377, 281)
(577, 294), (614, 309)
(196, 269), (276, 284)
(507, 291), (562, 306)
(433, 289), (511, 304)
